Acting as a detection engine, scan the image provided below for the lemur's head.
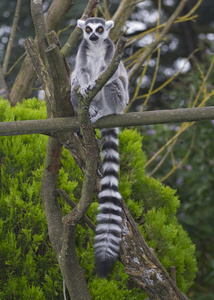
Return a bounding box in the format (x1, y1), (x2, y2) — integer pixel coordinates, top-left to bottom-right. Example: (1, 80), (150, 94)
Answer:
(77, 17), (114, 43)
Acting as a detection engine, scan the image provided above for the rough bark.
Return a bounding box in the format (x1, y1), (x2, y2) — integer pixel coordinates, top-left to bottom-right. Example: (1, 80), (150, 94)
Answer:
(41, 138), (63, 255)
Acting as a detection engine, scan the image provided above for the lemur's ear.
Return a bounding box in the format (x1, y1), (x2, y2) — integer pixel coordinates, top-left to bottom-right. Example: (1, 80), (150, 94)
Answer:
(106, 20), (114, 30)
(77, 19), (85, 29)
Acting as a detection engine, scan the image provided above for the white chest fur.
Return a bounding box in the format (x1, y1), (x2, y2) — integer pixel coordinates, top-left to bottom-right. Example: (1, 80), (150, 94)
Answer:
(86, 42), (107, 80)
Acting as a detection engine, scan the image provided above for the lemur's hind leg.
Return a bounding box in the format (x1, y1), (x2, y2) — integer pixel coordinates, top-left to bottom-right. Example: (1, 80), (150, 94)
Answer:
(89, 85), (116, 123)
(90, 79), (127, 123)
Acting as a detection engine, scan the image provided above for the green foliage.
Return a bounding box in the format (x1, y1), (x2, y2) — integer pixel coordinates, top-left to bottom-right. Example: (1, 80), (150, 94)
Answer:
(0, 98), (197, 299)
(88, 277), (134, 300)
(0, 98), (70, 299)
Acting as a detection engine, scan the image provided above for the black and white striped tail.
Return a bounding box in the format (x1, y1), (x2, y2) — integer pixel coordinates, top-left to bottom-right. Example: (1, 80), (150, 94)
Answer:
(94, 128), (122, 277)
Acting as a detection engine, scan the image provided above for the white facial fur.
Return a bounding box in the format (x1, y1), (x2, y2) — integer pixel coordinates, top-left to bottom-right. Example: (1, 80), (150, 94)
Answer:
(77, 19), (114, 41)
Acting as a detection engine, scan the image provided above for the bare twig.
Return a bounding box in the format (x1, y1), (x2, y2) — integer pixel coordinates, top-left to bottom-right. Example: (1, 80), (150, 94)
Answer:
(3, 0), (22, 75)
(148, 140), (176, 177)
(128, 0), (189, 81)
(171, 266), (177, 283)
(23, 37), (51, 99)
(57, 188), (96, 231)
(4, 52), (26, 78)
(111, 0), (137, 41)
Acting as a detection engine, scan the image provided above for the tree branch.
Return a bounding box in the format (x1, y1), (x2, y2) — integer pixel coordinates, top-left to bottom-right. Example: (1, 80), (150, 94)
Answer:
(23, 37), (51, 98)
(57, 188), (96, 231)
(31, 0), (49, 62)
(41, 138), (63, 255)
(128, 0), (189, 81)
(0, 106), (214, 136)
(2, 0), (22, 75)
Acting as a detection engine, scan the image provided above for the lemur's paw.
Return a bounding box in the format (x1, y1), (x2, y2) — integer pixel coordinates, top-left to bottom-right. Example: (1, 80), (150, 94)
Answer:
(90, 115), (99, 123)
(78, 86), (88, 98)
(88, 80), (96, 90)
(89, 106), (97, 117)
(90, 107), (99, 123)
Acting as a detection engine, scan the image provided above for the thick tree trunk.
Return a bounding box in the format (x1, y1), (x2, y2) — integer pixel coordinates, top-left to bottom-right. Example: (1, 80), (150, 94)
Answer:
(41, 137), (92, 300)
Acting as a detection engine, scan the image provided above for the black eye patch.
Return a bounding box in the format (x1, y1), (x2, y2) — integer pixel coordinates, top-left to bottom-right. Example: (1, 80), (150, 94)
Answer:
(86, 26), (92, 34)
(96, 26), (104, 33)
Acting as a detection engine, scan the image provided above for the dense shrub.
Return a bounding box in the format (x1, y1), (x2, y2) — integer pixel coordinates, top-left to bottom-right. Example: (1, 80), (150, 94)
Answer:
(0, 98), (197, 299)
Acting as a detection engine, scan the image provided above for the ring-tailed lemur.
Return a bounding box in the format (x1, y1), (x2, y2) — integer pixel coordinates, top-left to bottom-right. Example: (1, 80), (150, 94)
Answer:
(70, 17), (129, 277)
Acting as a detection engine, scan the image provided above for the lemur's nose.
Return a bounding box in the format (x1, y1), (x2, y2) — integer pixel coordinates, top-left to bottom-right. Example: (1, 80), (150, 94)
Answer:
(90, 33), (99, 41)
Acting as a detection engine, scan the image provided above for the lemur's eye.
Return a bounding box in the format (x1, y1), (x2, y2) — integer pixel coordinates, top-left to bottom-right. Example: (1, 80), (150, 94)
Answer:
(96, 26), (104, 33)
(86, 26), (92, 34)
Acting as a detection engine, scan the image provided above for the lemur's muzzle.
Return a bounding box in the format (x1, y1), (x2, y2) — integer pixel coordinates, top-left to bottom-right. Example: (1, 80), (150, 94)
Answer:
(90, 33), (99, 41)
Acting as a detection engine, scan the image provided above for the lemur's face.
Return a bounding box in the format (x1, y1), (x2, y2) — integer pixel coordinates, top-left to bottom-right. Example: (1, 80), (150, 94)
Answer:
(77, 18), (114, 43)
